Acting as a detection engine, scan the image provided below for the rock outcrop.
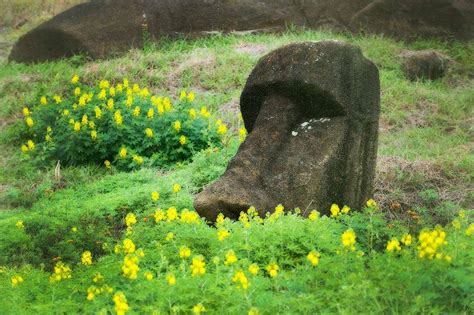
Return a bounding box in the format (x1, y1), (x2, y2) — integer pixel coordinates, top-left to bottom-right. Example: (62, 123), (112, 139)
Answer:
(399, 50), (451, 81)
(9, 0), (473, 63)
(194, 41), (381, 220)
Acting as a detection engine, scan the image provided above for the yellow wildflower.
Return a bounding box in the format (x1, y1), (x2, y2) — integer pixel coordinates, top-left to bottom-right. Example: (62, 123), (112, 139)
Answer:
(173, 120), (181, 132)
(132, 155), (143, 165)
(125, 213), (137, 227)
(163, 97), (172, 111)
(22, 107), (31, 116)
(401, 234), (412, 246)
(147, 108), (154, 119)
(367, 198), (378, 209)
(123, 79), (129, 88)
(217, 123), (228, 135)
(153, 209), (165, 222)
(107, 98), (114, 110)
(81, 114), (88, 125)
(25, 117), (34, 127)
(132, 84), (140, 93)
(122, 239), (136, 254)
(89, 121), (95, 129)
(172, 183), (181, 193)
(11, 275), (24, 287)
(99, 80), (110, 89)
(126, 96), (133, 107)
(16, 220), (25, 229)
(151, 191), (160, 201)
(114, 110), (123, 125)
(307, 251), (321, 266)
(74, 87), (81, 96)
(63, 109), (70, 116)
(21, 145), (29, 153)
(179, 90), (187, 101)
(466, 224), (474, 236)
(217, 229), (230, 241)
(179, 246), (191, 258)
(232, 270), (250, 290)
(40, 96), (47, 105)
(27, 140), (35, 150)
(341, 205), (350, 214)
(189, 108), (197, 119)
(119, 147), (127, 158)
(187, 91), (195, 102)
(341, 229), (357, 251)
(71, 226), (78, 232)
(145, 128), (154, 138)
(104, 160), (111, 169)
(417, 227), (448, 260)
(191, 256), (206, 277)
(265, 262), (279, 278)
(53, 95), (62, 104)
(71, 74), (79, 84)
(224, 250), (238, 266)
(165, 232), (174, 241)
(216, 213), (225, 227)
(92, 272), (103, 283)
(140, 88), (149, 98)
(133, 106), (141, 117)
(74, 122), (81, 132)
(49, 262), (72, 282)
(180, 209), (200, 224)
(81, 251), (93, 266)
(386, 239), (401, 252)
(122, 255), (139, 279)
(200, 106), (210, 118)
(308, 210), (320, 221)
(239, 127), (247, 142)
(157, 103), (165, 115)
(113, 292), (129, 315)
(248, 307), (260, 315)
(179, 135), (187, 145)
(144, 271), (154, 281)
(248, 263), (260, 275)
(192, 303), (206, 314)
(94, 106), (102, 119)
(166, 273), (176, 285)
(167, 207), (179, 222)
(330, 204), (340, 217)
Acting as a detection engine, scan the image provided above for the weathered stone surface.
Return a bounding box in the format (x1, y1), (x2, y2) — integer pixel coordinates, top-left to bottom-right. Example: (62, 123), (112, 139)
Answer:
(350, 0), (473, 40)
(194, 41), (380, 220)
(399, 50), (451, 81)
(9, 0), (303, 63)
(9, 0), (473, 63)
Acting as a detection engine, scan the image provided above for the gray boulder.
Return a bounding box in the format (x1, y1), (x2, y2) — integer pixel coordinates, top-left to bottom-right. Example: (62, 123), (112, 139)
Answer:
(400, 50), (451, 81)
(194, 41), (380, 220)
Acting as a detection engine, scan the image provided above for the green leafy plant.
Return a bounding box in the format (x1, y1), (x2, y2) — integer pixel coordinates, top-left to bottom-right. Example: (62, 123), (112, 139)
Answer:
(19, 76), (226, 170)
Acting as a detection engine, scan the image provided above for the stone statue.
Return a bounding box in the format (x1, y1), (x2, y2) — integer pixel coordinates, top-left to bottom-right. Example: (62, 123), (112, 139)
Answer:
(194, 41), (380, 220)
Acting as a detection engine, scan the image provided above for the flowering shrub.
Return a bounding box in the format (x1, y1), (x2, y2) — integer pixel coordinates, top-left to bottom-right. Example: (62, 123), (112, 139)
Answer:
(19, 76), (225, 169)
(2, 196), (473, 314)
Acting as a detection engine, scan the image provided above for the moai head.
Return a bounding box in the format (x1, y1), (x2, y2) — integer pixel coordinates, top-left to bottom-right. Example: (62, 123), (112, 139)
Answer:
(194, 41), (380, 221)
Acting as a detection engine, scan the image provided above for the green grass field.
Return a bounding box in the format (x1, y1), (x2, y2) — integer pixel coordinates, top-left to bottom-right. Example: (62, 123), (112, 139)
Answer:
(0, 6), (473, 314)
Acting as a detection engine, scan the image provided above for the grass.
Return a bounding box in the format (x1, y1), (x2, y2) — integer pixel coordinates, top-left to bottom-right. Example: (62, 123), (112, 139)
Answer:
(1, 30), (473, 212)
(0, 9), (473, 314)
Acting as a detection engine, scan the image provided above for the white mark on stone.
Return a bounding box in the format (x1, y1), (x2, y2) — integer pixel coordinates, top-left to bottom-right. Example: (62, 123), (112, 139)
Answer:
(292, 131), (298, 137)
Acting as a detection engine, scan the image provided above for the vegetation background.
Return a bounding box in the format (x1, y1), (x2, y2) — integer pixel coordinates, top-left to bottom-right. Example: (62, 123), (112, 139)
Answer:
(0, 1), (473, 314)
